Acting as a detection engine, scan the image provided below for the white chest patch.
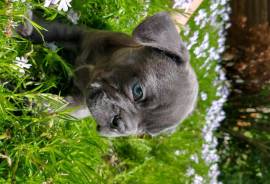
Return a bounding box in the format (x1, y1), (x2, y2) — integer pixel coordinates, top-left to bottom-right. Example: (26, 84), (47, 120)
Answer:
(69, 105), (91, 119)
(64, 96), (91, 119)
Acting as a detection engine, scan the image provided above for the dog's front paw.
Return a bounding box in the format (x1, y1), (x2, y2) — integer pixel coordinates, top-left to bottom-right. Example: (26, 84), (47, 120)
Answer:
(16, 10), (34, 37)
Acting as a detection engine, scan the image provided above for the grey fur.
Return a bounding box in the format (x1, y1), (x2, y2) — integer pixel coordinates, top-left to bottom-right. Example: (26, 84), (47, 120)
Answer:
(17, 11), (198, 137)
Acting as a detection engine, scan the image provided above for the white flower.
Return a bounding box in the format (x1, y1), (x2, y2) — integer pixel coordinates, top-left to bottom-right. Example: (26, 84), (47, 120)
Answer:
(175, 149), (186, 156)
(194, 9), (207, 26)
(58, 0), (72, 12)
(202, 43), (230, 183)
(225, 22), (231, 29)
(67, 9), (80, 24)
(200, 92), (208, 101)
(183, 25), (191, 36)
(188, 31), (199, 50)
(208, 47), (220, 60)
(44, 0), (72, 12)
(193, 33), (210, 58)
(209, 164), (220, 182)
(190, 154), (199, 164)
(218, 46), (225, 54)
(201, 33), (210, 50)
(173, 0), (193, 11)
(218, 37), (225, 46)
(142, 0), (151, 16)
(226, 6), (232, 14)
(186, 167), (195, 176)
(44, 0), (59, 7)
(220, 0), (227, 6)
(14, 56), (32, 74)
(199, 58), (211, 69)
(210, 3), (219, 11)
(218, 8), (226, 16)
(209, 11), (219, 26)
(223, 13), (230, 21)
(204, 131), (213, 143)
(216, 85), (230, 97)
(11, 0), (26, 2)
(194, 46), (204, 57)
(193, 174), (204, 184)
(200, 19), (208, 29)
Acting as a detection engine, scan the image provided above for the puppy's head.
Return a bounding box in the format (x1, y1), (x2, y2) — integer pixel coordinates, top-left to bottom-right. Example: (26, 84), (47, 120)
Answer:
(76, 12), (198, 137)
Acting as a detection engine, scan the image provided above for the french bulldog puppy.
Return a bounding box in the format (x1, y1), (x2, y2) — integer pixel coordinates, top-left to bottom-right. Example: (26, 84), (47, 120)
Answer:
(17, 11), (198, 137)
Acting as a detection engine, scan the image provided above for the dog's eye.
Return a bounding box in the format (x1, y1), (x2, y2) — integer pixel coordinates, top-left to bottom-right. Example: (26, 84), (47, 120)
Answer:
(132, 82), (143, 101)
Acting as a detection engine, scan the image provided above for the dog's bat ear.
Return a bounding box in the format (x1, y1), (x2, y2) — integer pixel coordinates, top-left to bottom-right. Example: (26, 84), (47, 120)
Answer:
(132, 12), (189, 63)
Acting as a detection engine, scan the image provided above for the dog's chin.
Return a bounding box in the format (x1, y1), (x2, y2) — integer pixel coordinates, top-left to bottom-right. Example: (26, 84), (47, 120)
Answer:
(96, 120), (142, 138)
(98, 129), (140, 137)
(98, 132), (128, 138)
(145, 124), (178, 137)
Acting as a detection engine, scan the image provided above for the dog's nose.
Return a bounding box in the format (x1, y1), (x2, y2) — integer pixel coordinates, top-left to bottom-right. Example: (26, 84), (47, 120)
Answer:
(96, 124), (101, 131)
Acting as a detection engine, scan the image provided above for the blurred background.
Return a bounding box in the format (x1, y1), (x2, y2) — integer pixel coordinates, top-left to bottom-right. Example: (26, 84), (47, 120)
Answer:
(218, 0), (270, 183)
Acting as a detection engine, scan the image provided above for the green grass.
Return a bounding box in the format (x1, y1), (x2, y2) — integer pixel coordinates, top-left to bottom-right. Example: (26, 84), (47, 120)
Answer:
(0, 0), (224, 183)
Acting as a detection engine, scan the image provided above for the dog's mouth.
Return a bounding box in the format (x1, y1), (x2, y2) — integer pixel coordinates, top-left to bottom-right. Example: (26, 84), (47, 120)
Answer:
(85, 81), (141, 137)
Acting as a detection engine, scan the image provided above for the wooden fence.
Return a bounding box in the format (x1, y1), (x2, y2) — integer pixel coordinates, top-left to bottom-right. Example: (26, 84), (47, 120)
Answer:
(231, 0), (270, 26)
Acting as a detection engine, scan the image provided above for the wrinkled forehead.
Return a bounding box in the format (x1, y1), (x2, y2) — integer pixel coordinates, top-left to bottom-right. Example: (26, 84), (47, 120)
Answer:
(110, 47), (156, 66)
(110, 46), (178, 75)
(105, 47), (153, 84)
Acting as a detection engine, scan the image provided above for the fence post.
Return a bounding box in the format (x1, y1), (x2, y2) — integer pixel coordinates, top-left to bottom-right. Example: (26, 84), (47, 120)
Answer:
(231, 0), (269, 26)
